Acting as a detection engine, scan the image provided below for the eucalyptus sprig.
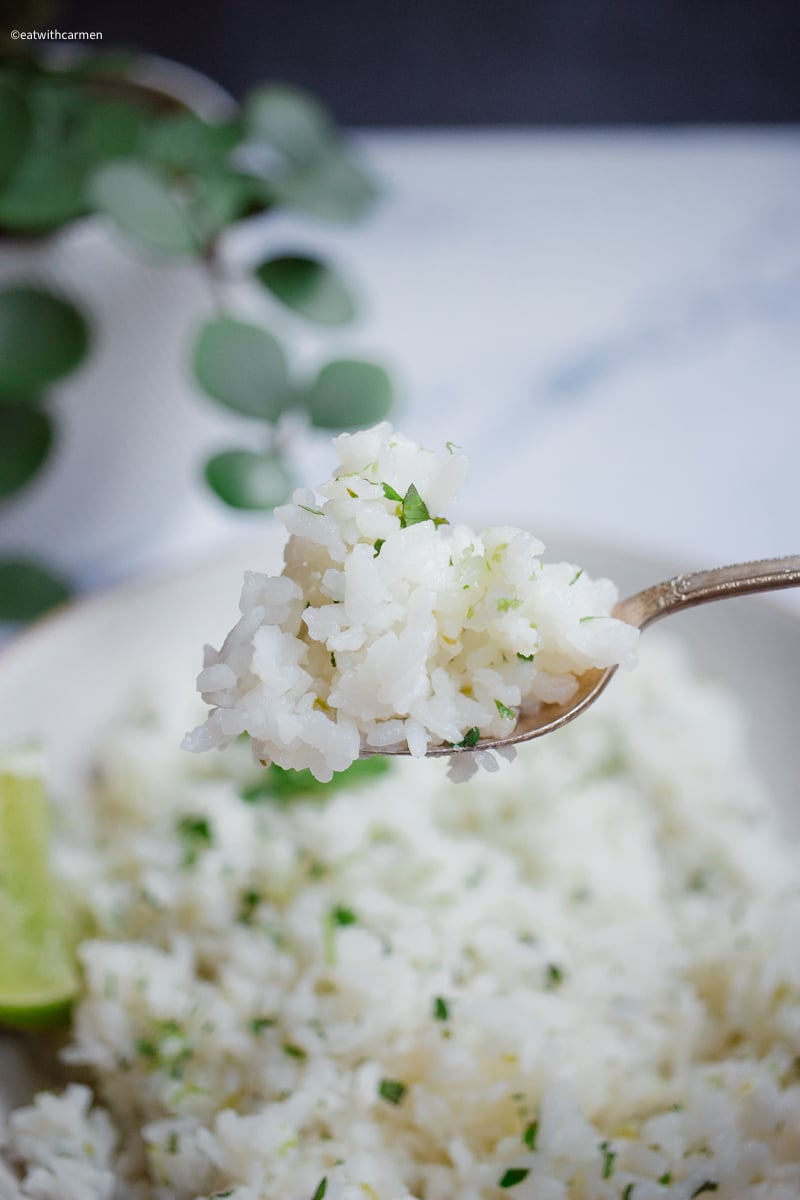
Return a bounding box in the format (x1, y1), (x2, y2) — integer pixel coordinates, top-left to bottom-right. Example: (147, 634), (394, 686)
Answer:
(0, 54), (393, 619)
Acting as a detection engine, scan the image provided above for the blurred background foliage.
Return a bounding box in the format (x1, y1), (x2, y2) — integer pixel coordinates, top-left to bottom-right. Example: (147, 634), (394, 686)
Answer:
(0, 43), (394, 621)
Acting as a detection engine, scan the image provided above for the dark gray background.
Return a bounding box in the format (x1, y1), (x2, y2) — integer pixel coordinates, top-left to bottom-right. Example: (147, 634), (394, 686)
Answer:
(58, 0), (800, 124)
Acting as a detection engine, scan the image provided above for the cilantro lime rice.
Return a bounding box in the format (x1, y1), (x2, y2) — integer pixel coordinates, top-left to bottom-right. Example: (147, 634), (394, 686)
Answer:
(184, 425), (639, 781)
(5, 639), (800, 1198)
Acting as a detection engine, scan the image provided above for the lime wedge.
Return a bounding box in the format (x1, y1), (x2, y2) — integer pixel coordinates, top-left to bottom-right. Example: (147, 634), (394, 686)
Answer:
(0, 747), (78, 1030)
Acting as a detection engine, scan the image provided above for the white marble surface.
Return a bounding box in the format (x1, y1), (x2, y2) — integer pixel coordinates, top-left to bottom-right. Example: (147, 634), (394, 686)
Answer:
(8, 130), (800, 611)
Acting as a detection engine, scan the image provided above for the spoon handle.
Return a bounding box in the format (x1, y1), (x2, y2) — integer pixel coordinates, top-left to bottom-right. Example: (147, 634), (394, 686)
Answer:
(618, 555), (800, 630)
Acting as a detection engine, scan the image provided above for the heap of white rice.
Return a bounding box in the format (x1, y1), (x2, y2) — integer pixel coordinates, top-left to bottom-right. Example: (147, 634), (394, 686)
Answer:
(5, 639), (800, 1199)
(184, 425), (639, 781)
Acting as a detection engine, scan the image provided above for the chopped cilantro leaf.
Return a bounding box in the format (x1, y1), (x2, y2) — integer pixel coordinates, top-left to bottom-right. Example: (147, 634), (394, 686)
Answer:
(523, 1120), (539, 1150)
(495, 700), (516, 721)
(433, 996), (449, 1021)
(497, 596), (523, 613)
(250, 1016), (275, 1033)
(432, 516), (449, 527)
(167, 1132), (179, 1154)
(312, 1179), (328, 1200)
(330, 651), (336, 668)
(456, 727), (481, 749)
(212, 1191), (235, 1199)
(238, 889), (262, 924)
(516, 652), (534, 662)
(545, 963), (565, 989)
(445, 441), (461, 454)
(330, 904), (357, 927)
(240, 757), (391, 805)
(299, 504), (324, 515)
(499, 1168), (530, 1188)
(382, 482), (402, 502)
(399, 483), (430, 527)
(690, 1185), (718, 1198)
(135, 1038), (158, 1059)
(658, 1174), (672, 1186)
(622, 1186), (635, 1200)
(378, 1078), (407, 1105)
(176, 814), (213, 867)
(373, 538), (385, 557)
(600, 1141), (616, 1179)
(346, 487), (357, 498)
(283, 1042), (307, 1060)
(569, 568), (583, 586)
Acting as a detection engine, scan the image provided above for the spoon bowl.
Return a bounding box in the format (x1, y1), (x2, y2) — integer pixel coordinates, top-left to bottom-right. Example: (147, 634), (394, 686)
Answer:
(369, 554), (800, 757)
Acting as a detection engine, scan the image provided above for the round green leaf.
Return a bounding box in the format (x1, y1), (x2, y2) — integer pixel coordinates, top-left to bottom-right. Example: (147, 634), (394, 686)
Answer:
(90, 160), (198, 257)
(144, 112), (240, 173)
(0, 146), (87, 232)
(0, 559), (71, 622)
(305, 359), (393, 430)
(193, 318), (289, 420)
(272, 151), (378, 223)
(205, 449), (292, 510)
(0, 288), (90, 396)
(244, 85), (335, 163)
(77, 98), (146, 164)
(0, 80), (31, 189)
(255, 255), (356, 326)
(0, 408), (53, 499)
(188, 171), (267, 242)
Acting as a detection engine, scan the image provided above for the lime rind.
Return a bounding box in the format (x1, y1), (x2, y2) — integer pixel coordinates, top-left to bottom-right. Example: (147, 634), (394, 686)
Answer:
(0, 749), (78, 1031)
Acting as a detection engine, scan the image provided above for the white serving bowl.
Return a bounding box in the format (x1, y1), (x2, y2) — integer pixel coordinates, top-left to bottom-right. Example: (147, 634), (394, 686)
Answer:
(0, 536), (798, 1193)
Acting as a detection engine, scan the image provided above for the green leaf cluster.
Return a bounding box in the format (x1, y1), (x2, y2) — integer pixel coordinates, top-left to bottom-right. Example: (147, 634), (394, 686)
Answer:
(0, 55), (393, 613)
(0, 286), (88, 622)
(0, 62), (377, 245)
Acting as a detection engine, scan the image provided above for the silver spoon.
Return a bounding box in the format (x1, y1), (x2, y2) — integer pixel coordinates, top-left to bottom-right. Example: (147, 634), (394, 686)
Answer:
(369, 555), (800, 757)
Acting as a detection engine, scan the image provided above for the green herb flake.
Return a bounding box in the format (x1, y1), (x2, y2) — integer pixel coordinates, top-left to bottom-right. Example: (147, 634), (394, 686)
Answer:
(399, 483), (430, 528)
(176, 814), (214, 867)
(382, 482), (402, 502)
(240, 756), (391, 804)
(456, 726), (481, 749)
(238, 889), (262, 924)
(658, 1174), (672, 1186)
(690, 1185), (718, 1198)
(580, 614), (603, 623)
(166, 1132), (179, 1154)
(212, 1191), (235, 1199)
(330, 651), (337, 668)
(622, 1186), (635, 1200)
(283, 1042), (307, 1061)
(330, 904), (357, 927)
(250, 1016), (275, 1033)
(373, 538), (385, 557)
(522, 1120), (539, 1150)
(569, 568), (583, 586)
(378, 1078), (407, 1105)
(135, 1038), (158, 1059)
(298, 504), (324, 515)
(516, 652), (534, 662)
(495, 700), (516, 721)
(346, 488), (357, 498)
(312, 1179), (328, 1200)
(497, 596), (523, 613)
(445, 441), (462, 454)
(545, 963), (565, 989)
(433, 996), (449, 1021)
(499, 1168), (530, 1188)
(600, 1140), (616, 1179)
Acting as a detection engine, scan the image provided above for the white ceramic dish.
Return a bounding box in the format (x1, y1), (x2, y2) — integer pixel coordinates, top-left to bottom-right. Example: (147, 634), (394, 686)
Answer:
(0, 535), (798, 1194)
